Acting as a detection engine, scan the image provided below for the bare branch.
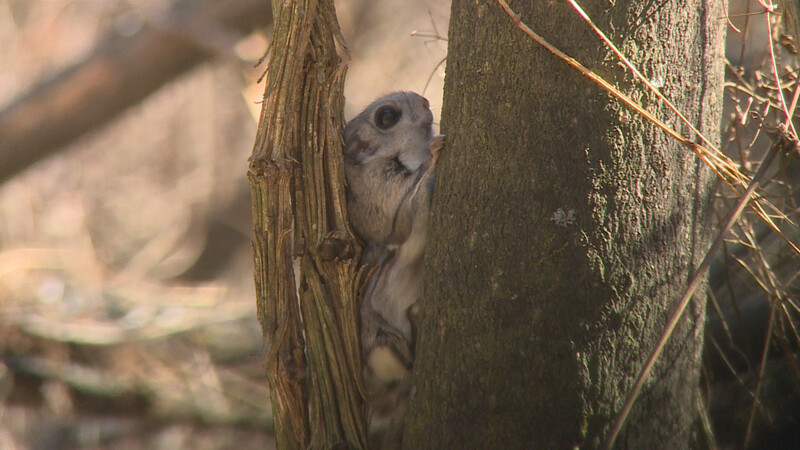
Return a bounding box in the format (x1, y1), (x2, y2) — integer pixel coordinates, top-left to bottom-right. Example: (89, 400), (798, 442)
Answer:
(0, 0), (270, 186)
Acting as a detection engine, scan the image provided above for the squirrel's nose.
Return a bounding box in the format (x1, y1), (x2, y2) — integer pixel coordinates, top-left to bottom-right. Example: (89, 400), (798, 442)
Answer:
(420, 97), (430, 110)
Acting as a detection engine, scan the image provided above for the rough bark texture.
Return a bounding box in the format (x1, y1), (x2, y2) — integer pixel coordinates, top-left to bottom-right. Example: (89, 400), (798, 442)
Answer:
(405, 1), (725, 448)
(248, 0), (367, 448)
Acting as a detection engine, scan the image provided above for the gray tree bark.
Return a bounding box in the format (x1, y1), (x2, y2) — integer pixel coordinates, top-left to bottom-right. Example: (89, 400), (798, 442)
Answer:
(405, 1), (725, 448)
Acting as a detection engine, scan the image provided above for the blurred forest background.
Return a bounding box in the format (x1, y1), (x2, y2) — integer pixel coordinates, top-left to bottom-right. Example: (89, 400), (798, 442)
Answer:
(0, 0), (798, 448)
(0, 0), (445, 448)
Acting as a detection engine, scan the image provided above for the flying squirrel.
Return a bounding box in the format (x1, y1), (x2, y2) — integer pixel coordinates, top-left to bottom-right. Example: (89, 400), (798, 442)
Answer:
(343, 91), (443, 447)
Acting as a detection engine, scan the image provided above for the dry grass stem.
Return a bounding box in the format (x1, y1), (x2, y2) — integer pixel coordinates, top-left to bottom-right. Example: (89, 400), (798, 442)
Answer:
(605, 132), (786, 449)
(498, 0), (799, 257)
(496, 1), (800, 445)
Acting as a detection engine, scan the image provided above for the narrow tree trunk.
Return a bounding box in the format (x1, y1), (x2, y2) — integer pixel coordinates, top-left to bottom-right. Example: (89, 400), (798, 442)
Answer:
(405, 1), (725, 448)
(248, 0), (367, 448)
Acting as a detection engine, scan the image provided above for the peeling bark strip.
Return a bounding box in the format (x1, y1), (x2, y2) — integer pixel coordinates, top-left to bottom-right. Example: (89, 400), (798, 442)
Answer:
(248, 0), (367, 448)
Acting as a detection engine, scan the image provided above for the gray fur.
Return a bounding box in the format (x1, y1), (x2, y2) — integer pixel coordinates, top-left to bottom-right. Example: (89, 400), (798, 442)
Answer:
(344, 92), (442, 445)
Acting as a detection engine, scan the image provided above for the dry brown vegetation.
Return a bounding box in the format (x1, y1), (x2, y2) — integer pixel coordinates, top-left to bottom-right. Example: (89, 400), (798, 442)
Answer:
(0, 0), (445, 448)
(0, 0), (798, 448)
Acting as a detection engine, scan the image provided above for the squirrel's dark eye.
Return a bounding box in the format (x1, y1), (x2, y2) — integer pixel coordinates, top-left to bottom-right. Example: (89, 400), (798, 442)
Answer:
(375, 106), (401, 130)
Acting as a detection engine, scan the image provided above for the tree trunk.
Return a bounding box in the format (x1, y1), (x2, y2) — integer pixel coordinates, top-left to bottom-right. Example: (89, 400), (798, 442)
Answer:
(248, 0), (367, 448)
(405, 1), (725, 448)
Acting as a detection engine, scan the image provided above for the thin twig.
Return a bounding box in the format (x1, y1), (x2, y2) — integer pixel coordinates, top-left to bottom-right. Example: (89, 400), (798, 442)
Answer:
(721, 0), (741, 33)
(743, 292), (777, 447)
(739, 210), (784, 448)
(739, 0), (753, 70)
(604, 135), (785, 449)
(565, 0), (799, 248)
(422, 56), (447, 97)
(496, 0), (800, 251)
(495, 0), (748, 188)
(765, 6), (799, 138)
(567, 0), (724, 167)
(493, 2), (800, 444)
